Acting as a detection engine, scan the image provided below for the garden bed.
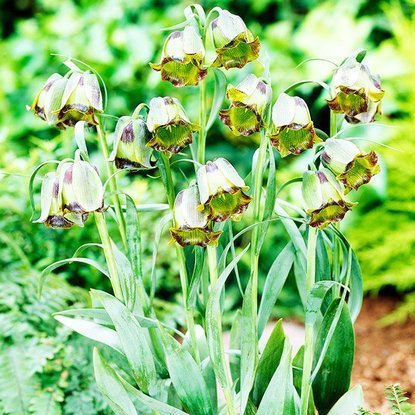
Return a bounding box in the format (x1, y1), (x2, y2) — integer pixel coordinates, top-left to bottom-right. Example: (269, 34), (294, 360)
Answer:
(352, 296), (415, 412)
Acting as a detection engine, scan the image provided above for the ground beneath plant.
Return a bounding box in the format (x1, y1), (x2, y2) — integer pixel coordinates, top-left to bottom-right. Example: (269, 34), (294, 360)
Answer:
(351, 296), (415, 412)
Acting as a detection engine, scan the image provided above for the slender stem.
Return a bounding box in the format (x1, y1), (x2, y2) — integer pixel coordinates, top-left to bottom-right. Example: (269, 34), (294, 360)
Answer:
(300, 226), (318, 415)
(207, 245), (218, 288)
(250, 129), (268, 338)
(158, 152), (199, 363)
(329, 110), (341, 294)
(94, 211), (122, 300)
(96, 119), (128, 250)
(330, 110), (337, 138)
(197, 78), (207, 164)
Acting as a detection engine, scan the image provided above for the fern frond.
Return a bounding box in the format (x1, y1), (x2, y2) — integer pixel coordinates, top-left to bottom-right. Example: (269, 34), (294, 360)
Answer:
(355, 407), (381, 415)
(386, 384), (415, 415)
(29, 390), (63, 415)
(0, 344), (39, 415)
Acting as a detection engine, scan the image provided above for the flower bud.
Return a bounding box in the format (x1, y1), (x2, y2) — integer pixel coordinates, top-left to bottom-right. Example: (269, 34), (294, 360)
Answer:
(327, 54), (384, 124)
(219, 75), (272, 136)
(211, 10), (260, 69)
(321, 138), (380, 192)
(58, 154), (104, 216)
(56, 71), (103, 127)
(269, 93), (321, 157)
(302, 168), (356, 228)
(196, 158), (252, 222)
(28, 73), (68, 126)
(146, 97), (199, 153)
(109, 116), (154, 171)
(150, 26), (207, 87)
(170, 185), (222, 247)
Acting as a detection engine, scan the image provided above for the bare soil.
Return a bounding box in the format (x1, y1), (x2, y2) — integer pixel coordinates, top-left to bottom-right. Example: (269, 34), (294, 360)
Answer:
(352, 296), (415, 412)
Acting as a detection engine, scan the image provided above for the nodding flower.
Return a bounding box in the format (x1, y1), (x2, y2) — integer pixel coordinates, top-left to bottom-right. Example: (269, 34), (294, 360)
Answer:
(146, 97), (199, 154)
(35, 152), (104, 229)
(55, 71), (103, 127)
(150, 26), (207, 87)
(196, 158), (252, 222)
(302, 168), (356, 228)
(219, 75), (272, 136)
(327, 52), (384, 124)
(27, 73), (68, 126)
(110, 115), (154, 171)
(321, 138), (380, 192)
(269, 93), (321, 157)
(210, 9), (260, 69)
(170, 184), (222, 247)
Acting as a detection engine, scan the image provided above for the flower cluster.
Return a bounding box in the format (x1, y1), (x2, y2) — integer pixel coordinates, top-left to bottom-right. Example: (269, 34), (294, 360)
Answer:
(29, 69), (103, 128)
(35, 152), (103, 229)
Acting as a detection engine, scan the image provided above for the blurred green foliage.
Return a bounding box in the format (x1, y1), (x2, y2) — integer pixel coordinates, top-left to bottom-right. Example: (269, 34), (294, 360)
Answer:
(0, 0), (414, 411)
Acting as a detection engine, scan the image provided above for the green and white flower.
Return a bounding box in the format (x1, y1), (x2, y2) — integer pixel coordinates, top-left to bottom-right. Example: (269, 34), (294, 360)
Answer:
(269, 93), (321, 157)
(150, 26), (207, 87)
(302, 168), (356, 228)
(35, 153), (104, 229)
(321, 138), (380, 192)
(146, 97), (199, 153)
(211, 9), (260, 69)
(56, 71), (103, 127)
(170, 184), (222, 247)
(219, 75), (272, 136)
(327, 53), (384, 124)
(196, 158), (252, 222)
(109, 115), (154, 171)
(28, 73), (68, 126)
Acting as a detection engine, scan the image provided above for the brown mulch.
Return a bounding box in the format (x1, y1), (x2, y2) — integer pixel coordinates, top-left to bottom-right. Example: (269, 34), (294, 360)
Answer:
(352, 296), (415, 412)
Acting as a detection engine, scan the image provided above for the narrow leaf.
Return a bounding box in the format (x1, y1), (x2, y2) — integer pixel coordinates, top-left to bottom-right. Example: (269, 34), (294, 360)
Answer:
(206, 69), (227, 131)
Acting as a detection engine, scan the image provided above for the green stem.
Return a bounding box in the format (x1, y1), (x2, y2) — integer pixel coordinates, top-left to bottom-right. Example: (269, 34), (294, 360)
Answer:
(250, 129), (268, 337)
(94, 211), (122, 300)
(159, 152), (199, 363)
(96, 119), (128, 250)
(330, 110), (337, 138)
(197, 78), (207, 164)
(207, 245), (218, 288)
(300, 226), (318, 415)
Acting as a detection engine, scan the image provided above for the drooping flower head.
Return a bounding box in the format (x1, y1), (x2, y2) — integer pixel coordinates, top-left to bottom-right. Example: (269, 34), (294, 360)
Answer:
(170, 184), (222, 247)
(219, 75), (272, 136)
(196, 158), (252, 222)
(35, 152), (104, 229)
(56, 71), (103, 127)
(150, 26), (207, 87)
(109, 115), (154, 171)
(269, 93), (321, 157)
(146, 97), (199, 153)
(327, 52), (384, 124)
(210, 10), (260, 69)
(321, 138), (380, 192)
(302, 168), (356, 228)
(27, 73), (68, 126)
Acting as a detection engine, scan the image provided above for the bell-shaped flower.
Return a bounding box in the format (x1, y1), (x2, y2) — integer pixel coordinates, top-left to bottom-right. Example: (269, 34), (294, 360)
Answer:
(302, 168), (356, 228)
(109, 116), (154, 171)
(269, 93), (321, 157)
(327, 54), (384, 124)
(57, 153), (104, 217)
(56, 71), (103, 127)
(27, 73), (68, 126)
(219, 75), (271, 136)
(196, 158), (252, 222)
(321, 138), (380, 192)
(170, 184), (222, 247)
(150, 26), (207, 87)
(146, 97), (199, 153)
(34, 171), (83, 229)
(211, 10), (260, 69)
